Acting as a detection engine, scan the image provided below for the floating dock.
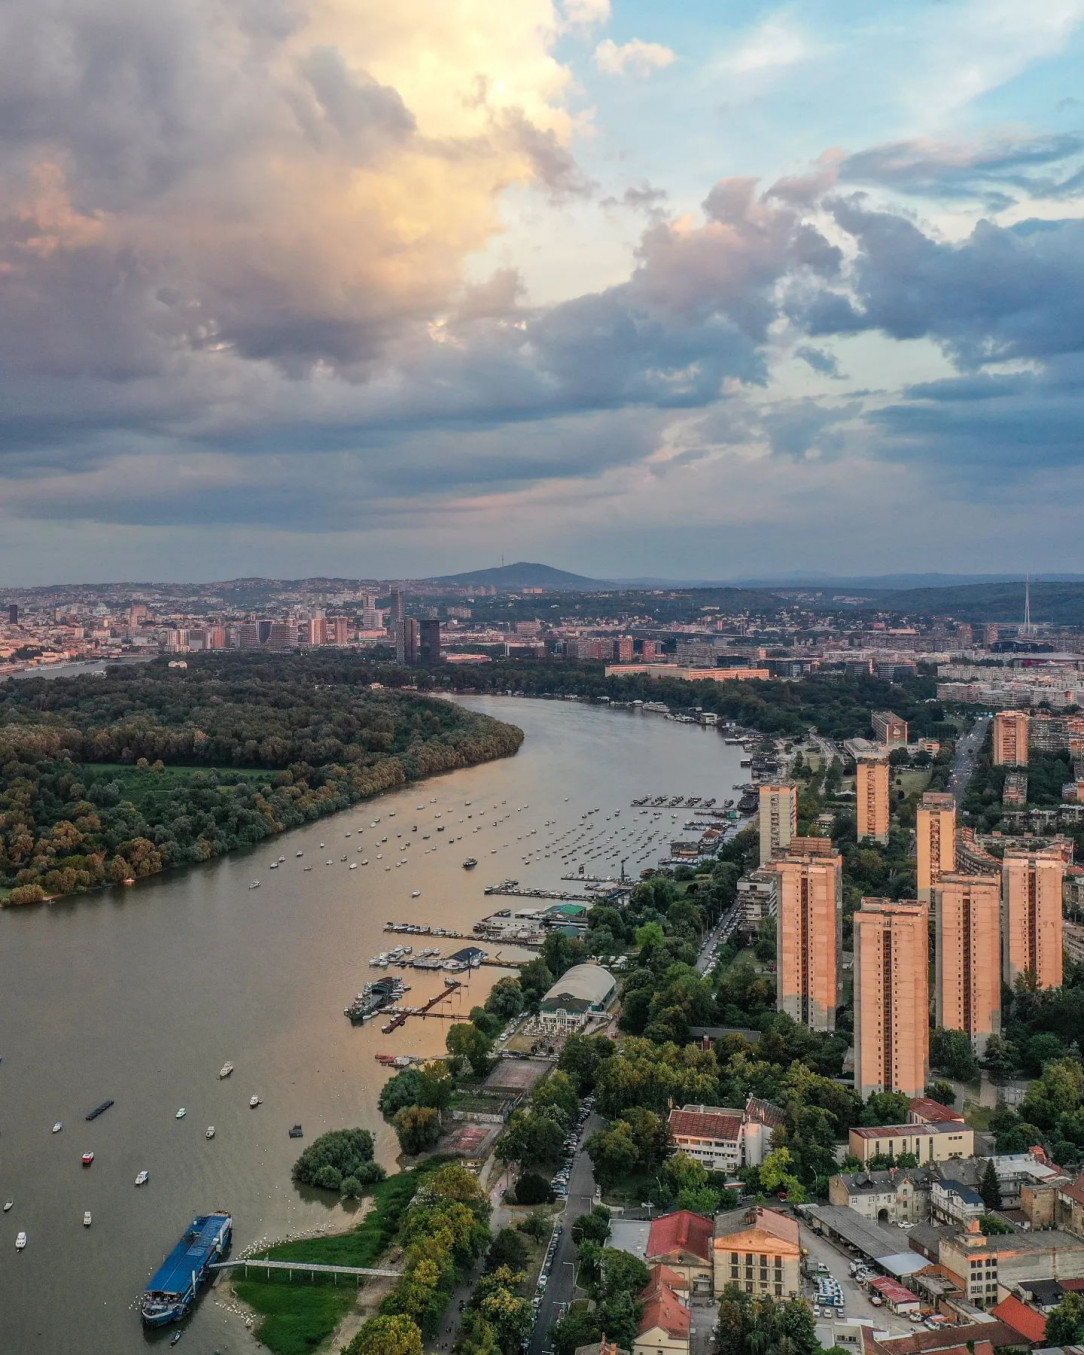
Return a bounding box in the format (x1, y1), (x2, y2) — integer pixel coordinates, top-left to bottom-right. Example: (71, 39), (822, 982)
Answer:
(140, 1212), (232, 1327)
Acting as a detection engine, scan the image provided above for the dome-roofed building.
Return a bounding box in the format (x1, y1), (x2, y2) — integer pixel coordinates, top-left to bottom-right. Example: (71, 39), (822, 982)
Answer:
(539, 963), (616, 1029)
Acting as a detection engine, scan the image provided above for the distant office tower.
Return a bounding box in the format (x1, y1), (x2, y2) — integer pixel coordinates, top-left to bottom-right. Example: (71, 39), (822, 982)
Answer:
(640, 640), (659, 660)
(857, 754), (890, 844)
(1002, 847), (1065, 990)
(329, 616), (349, 645)
(396, 617), (420, 666)
(993, 710), (1030, 766)
(854, 898), (930, 1101)
(759, 783), (798, 866)
(871, 710), (909, 747)
(258, 620), (273, 645)
(238, 622), (261, 649)
(770, 840), (842, 1032)
(267, 621), (295, 652)
(389, 588), (405, 624)
(361, 607), (384, 631)
(7, 603), (17, 624)
(419, 618), (442, 664)
(207, 625), (227, 650)
(917, 792), (956, 903)
(935, 872), (1001, 1055)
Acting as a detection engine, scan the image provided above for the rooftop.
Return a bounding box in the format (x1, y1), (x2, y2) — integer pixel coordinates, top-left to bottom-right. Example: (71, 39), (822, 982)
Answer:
(991, 1297), (1047, 1345)
(669, 1106), (743, 1142)
(910, 1098), (965, 1124)
(851, 1122), (969, 1140)
(540, 962), (615, 1010)
(647, 1210), (713, 1264)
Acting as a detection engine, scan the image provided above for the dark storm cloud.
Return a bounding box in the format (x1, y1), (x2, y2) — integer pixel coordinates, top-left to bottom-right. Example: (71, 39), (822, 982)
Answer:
(795, 345), (843, 377)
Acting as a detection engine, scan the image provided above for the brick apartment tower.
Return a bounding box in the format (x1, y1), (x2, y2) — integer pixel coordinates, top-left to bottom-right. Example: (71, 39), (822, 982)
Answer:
(993, 710), (1030, 766)
(854, 898), (930, 1101)
(770, 838), (842, 1032)
(917, 792), (957, 904)
(857, 754), (890, 844)
(759, 783), (798, 866)
(1002, 848), (1065, 990)
(934, 872), (1001, 1056)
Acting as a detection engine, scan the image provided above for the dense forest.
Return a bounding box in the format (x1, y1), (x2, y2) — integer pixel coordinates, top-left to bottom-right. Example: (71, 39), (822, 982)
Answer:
(430, 661), (952, 742)
(0, 654), (523, 902)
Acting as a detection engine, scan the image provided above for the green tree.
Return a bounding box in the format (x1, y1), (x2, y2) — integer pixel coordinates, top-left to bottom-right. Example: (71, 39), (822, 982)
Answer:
(416, 1061), (453, 1112)
(552, 1309), (601, 1355)
(558, 1031), (615, 1094)
(447, 1021), (493, 1076)
(1047, 1292), (1084, 1346)
(394, 1105), (442, 1156)
(861, 1091), (910, 1126)
(930, 1027), (980, 1081)
(585, 1121), (640, 1189)
(486, 1228), (529, 1274)
(980, 1158), (1002, 1212)
(485, 977), (524, 1019)
(757, 1148), (807, 1203)
(345, 1314), (424, 1355)
(572, 1205), (612, 1247)
(379, 1068), (422, 1118)
(512, 1172), (552, 1205)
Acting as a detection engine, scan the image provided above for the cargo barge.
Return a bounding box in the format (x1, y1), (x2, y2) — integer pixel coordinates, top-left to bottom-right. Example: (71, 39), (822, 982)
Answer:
(140, 1212), (232, 1326)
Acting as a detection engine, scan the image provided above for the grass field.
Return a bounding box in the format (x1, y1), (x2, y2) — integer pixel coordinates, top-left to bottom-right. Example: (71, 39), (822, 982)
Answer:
(85, 763), (270, 811)
(231, 1166), (432, 1355)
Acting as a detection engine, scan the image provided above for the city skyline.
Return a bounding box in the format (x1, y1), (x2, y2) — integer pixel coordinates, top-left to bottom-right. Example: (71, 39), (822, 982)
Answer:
(2, 2), (1084, 583)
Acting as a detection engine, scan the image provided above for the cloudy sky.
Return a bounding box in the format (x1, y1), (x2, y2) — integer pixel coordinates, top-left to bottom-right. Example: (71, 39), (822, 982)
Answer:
(3, 0), (1084, 583)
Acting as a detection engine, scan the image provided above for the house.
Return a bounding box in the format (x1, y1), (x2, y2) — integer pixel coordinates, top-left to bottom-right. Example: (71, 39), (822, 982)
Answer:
(538, 963), (616, 1029)
(667, 1095), (784, 1173)
(849, 1122), (974, 1166)
(909, 1099), (966, 1126)
(646, 1212), (714, 1295)
(712, 1206), (802, 1298)
(828, 1166), (938, 1224)
(634, 1267), (692, 1355)
(991, 1296), (1048, 1345)
(870, 1276), (923, 1316)
(931, 1179), (987, 1227)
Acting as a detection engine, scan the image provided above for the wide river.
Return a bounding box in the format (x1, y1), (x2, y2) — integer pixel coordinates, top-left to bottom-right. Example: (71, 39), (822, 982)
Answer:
(0, 696), (749, 1355)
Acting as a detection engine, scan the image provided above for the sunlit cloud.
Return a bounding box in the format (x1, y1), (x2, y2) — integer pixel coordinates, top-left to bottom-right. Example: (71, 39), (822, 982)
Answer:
(594, 38), (676, 79)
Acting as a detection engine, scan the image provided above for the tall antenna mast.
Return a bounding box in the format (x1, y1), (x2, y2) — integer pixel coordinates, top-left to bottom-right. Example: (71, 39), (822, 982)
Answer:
(1023, 574), (1031, 635)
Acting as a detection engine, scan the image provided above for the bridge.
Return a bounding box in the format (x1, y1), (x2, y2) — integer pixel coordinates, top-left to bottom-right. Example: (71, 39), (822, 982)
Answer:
(209, 1258), (401, 1284)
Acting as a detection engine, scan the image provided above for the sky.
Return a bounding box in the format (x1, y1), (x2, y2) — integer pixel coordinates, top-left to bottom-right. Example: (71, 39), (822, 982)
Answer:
(3, 0), (1084, 584)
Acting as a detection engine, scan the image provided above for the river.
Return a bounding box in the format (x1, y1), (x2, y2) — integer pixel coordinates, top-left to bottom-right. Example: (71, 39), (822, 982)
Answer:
(0, 696), (749, 1354)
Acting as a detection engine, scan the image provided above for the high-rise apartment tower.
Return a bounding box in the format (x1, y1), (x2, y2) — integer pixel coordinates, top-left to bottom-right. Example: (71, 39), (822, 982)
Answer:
(854, 897), (929, 1100)
(1002, 847), (1065, 990)
(857, 754), (890, 844)
(759, 783), (798, 866)
(934, 872), (1001, 1055)
(770, 839), (842, 1032)
(993, 710), (1030, 767)
(917, 792), (956, 903)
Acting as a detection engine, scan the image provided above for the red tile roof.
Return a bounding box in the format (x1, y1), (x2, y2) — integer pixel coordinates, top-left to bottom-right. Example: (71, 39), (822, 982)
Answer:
(991, 1296), (1047, 1344)
(648, 1211), (713, 1264)
(873, 1323), (1025, 1355)
(851, 1122), (964, 1139)
(644, 1262), (689, 1292)
(668, 1107), (743, 1141)
(639, 1274), (691, 1341)
(909, 1097), (965, 1124)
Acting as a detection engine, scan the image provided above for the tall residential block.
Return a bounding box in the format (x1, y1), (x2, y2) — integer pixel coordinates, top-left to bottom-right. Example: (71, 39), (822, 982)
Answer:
(857, 754), (890, 844)
(872, 710), (909, 747)
(419, 618), (442, 664)
(854, 897), (929, 1101)
(1002, 848), (1065, 990)
(934, 872), (1001, 1055)
(396, 617), (420, 666)
(770, 840), (842, 1032)
(917, 792), (957, 903)
(759, 783), (798, 866)
(993, 710), (1030, 766)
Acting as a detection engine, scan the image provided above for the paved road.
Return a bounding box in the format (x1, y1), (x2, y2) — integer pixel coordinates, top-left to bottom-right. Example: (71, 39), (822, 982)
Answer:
(801, 1227), (913, 1340)
(528, 1111), (604, 1355)
(947, 714), (990, 808)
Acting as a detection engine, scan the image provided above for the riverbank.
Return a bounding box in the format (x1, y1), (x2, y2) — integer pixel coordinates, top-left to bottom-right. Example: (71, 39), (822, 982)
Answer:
(0, 660), (524, 905)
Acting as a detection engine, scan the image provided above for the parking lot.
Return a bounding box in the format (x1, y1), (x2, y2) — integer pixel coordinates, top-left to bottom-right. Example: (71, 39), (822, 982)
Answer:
(801, 1228), (916, 1339)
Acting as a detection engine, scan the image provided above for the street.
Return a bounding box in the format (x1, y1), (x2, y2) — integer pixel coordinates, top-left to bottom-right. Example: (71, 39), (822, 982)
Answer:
(801, 1227), (914, 1340)
(528, 1110), (605, 1355)
(947, 714), (990, 807)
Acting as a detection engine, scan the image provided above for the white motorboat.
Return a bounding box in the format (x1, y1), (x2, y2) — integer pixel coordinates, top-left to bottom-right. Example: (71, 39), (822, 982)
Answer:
(83, 1211), (92, 1227)
(15, 1231), (26, 1251)
(2, 1201), (12, 1213)
(52, 1120), (63, 1133)
(134, 1170), (149, 1186)
(411, 890), (421, 898)
(219, 1061), (234, 1078)
(349, 863), (358, 870)
(249, 880), (260, 889)
(205, 1126), (215, 1139)
(249, 1095), (261, 1108)
(175, 1107), (186, 1119)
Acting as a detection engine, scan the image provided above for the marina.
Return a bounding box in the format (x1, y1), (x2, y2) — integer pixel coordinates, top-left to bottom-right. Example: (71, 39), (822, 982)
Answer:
(0, 695), (749, 1355)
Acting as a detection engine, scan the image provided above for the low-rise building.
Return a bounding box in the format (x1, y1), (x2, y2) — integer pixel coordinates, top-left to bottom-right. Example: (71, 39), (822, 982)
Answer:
(537, 963), (615, 1029)
(667, 1096), (784, 1173)
(939, 1218), (1084, 1310)
(645, 1212), (713, 1296)
(909, 1099), (965, 1126)
(931, 1178), (986, 1227)
(849, 1122), (974, 1166)
(635, 1267), (691, 1355)
(712, 1206), (802, 1298)
(828, 1167), (938, 1224)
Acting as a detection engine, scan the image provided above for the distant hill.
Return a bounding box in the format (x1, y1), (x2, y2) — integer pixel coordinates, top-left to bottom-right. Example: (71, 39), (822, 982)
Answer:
(873, 580), (1084, 625)
(428, 562), (602, 590)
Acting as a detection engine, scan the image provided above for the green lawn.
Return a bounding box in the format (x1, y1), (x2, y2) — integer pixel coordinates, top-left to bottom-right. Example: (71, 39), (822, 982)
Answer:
(232, 1166), (433, 1355)
(85, 763), (270, 811)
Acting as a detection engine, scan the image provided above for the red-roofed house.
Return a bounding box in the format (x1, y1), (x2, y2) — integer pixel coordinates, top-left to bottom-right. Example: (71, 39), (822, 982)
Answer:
(667, 1105), (744, 1173)
(646, 1212), (713, 1295)
(991, 1296), (1047, 1344)
(909, 1098), (966, 1126)
(636, 1270), (691, 1355)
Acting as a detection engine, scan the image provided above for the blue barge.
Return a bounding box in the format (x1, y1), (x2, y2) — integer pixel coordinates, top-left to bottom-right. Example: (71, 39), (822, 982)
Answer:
(140, 1212), (232, 1326)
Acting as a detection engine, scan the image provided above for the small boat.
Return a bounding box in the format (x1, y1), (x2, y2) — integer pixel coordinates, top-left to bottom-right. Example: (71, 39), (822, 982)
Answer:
(175, 1107), (186, 1119)
(83, 1211), (92, 1227)
(85, 1099), (114, 1121)
(462, 858), (478, 869)
(82, 1152), (95, 1166)
(278, 856), (285, 862)
(289, 1123), (303, 1138)
(411, 890), (421, 898)
(3, 1201), (12, 1213)
(249, 880), (260, 889)
(15, 1231), (26, 1251)
(296, 851), (303, 857)
(135, 1169), (149, 1186)
(349, 863), (358, 870)
(249, 1095), (261, 1108)
(205, 1126), (215, 1139)
(52, 1120), (63, 1133)
(219, 1061), (234, 1079)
